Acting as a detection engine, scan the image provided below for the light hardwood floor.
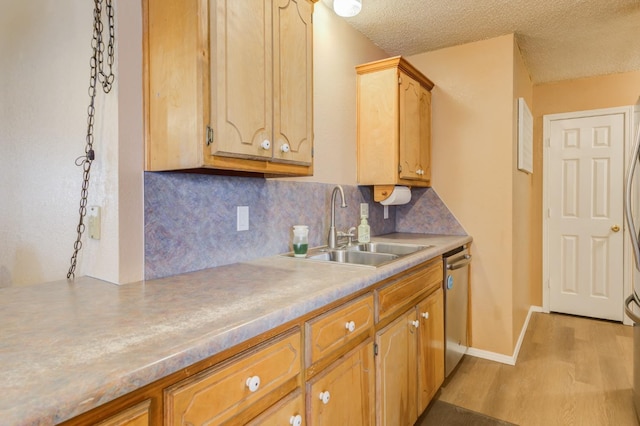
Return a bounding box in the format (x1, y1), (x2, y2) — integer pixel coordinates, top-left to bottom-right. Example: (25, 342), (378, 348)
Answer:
(438, 312), (637, 426)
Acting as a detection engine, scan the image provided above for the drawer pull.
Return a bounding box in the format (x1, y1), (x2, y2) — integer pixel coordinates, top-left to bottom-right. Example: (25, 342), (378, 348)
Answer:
(319, 390), (331, 405)
(290, 414), (303, 426)
(245, 375), (261, 392)
(345, 320), (356, 333)
(421, 312), (429, 320)
(411, 320), (420, 329)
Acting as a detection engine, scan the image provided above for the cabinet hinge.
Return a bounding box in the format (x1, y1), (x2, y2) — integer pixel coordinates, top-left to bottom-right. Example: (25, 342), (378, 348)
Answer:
(398, 164), (402, 173)
(206, 125), (214, 146)
(311, 147), (314, 158)
(374, 343), (378, 356)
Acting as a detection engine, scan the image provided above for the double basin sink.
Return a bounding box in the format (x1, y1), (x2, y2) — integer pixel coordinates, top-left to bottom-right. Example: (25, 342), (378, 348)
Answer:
(284, 241), (433, 267)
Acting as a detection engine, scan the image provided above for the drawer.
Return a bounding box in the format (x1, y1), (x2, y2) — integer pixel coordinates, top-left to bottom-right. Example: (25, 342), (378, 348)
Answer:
(165, 330), (301, 426)
(245, 389), (305, 426)
(95, 400), (150, 426)
(305, 294), (374, 365)
(376, 262), (442, 322)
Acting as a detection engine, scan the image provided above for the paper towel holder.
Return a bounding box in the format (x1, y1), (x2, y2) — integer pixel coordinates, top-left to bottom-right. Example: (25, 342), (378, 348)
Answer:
(374, 185), (396, 202)
(374, 185), (412, 205)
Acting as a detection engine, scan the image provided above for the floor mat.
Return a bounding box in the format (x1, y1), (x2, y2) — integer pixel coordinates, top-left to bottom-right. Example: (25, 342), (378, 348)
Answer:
(417, 400), (518, 426)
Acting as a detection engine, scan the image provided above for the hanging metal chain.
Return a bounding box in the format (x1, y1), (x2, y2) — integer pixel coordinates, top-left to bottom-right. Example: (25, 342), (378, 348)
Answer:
(67, 0), (116, 280)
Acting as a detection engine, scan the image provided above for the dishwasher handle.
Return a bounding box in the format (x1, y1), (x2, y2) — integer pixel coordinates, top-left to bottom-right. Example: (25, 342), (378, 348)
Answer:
(446, 254), (472, 270)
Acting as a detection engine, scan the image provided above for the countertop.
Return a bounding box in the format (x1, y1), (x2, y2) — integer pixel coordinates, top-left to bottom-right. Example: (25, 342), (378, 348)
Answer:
(1, 233), (471, 425)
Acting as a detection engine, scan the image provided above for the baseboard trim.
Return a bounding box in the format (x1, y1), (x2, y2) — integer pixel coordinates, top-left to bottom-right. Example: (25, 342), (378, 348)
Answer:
(466, 305), (543, 366)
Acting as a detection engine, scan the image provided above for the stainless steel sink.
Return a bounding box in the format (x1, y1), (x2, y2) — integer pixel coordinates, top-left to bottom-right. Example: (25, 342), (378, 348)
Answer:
(346, 242), (433, 256)
(283, 241), (433, 267)
(306, 249), (399, 267)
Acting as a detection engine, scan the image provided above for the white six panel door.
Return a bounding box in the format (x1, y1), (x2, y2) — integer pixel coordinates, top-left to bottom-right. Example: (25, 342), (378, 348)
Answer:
(548, 112), (624, 321)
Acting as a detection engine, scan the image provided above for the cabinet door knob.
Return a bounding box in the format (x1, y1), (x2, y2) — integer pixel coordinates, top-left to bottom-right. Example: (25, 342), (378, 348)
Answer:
(280, 143), (290, 153)
(411, 320), (420, 328)
(290, 414), (303, 426)
(345, 320), (356, 332)
(245, 375), (261, 392)
(319, 390), (331, 404)
(421, 312), (429, 320)
(261, 140), (271, 150)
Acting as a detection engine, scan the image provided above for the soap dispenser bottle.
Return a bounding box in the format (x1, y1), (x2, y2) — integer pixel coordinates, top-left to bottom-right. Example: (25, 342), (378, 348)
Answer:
(358, 216), (370, 243)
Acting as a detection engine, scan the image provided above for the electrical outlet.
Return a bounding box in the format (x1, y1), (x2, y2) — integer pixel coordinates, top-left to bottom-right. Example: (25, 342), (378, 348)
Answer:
(360, 203), (369, 218)
(88, 206), (101, 239)
(237, 206), (249, 231)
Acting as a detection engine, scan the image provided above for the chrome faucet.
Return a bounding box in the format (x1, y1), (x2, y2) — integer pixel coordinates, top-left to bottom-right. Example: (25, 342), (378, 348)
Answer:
(328, 185), (347, 248)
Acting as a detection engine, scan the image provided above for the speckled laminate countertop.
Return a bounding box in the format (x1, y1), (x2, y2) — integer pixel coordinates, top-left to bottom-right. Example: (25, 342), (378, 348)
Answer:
(1, 233), (471, 425)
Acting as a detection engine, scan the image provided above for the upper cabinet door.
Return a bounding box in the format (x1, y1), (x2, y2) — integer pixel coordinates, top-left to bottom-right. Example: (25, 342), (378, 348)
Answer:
(399, 71), (431, 182)
(210, 0), (313, 165)
(399, 71), (422, 181)
(272, 0), (313, 165)
(210, 0), (273, 160)
(418, 87), (432, 181)
(144, 0), (316, 175)
(356, 56), (433, 189)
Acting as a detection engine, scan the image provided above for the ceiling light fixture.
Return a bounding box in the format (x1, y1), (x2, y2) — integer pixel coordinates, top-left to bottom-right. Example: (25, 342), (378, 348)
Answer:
(333, 0), (362, 17)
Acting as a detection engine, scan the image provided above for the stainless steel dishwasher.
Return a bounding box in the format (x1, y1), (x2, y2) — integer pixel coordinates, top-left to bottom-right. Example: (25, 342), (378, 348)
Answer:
(443, 246), (472, 377)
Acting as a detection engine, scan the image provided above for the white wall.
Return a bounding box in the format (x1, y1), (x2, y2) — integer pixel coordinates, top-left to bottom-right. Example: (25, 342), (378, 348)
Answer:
(0, 0), (143, 286)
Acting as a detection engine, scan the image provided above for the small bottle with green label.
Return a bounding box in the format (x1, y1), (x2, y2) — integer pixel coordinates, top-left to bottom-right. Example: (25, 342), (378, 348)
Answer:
(292, 225), (309, 257)
(358, 216), (370, 243)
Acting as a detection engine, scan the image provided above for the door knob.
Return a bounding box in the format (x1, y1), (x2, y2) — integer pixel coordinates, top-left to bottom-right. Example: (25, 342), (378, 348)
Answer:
(611, 225), (620, 232)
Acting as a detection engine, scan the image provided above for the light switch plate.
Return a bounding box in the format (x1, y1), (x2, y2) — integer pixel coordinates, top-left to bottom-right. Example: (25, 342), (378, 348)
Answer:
(237, 206), (249, 231)
(88, 206), (101, 239)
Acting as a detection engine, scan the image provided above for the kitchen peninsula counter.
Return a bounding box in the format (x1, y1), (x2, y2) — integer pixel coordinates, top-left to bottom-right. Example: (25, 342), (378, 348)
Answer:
(1, 233), (471, 425)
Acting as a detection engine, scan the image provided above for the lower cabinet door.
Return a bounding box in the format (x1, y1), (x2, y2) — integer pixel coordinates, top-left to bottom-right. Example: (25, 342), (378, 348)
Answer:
(246, 389), (305, 426)
(306, 340), (374, 426)
(376, 310), (418, 426)
(417, 287), (445, 413)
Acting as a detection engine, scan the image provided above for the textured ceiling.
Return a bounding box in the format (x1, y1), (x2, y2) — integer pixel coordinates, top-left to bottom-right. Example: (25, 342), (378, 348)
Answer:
(325, 0), (640, 83)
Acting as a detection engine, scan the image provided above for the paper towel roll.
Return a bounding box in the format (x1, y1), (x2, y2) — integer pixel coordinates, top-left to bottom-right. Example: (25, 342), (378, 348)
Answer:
(380, 186), (412, 205)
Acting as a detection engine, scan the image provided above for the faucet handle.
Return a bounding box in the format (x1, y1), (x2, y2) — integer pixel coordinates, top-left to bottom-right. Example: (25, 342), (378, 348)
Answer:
(338, 227), (357, 246)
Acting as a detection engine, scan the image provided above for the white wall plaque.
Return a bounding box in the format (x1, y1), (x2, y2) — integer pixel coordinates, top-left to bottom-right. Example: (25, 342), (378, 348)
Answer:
(518, 97), (533, 174)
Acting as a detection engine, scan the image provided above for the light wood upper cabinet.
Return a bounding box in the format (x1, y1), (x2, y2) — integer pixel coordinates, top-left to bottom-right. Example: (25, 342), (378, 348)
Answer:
(144, 0), (316, 176)
(356, 56), (434, 188)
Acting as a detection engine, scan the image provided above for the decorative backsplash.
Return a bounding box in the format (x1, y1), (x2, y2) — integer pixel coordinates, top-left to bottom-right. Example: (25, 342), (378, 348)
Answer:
(144, 173), (465, 279)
